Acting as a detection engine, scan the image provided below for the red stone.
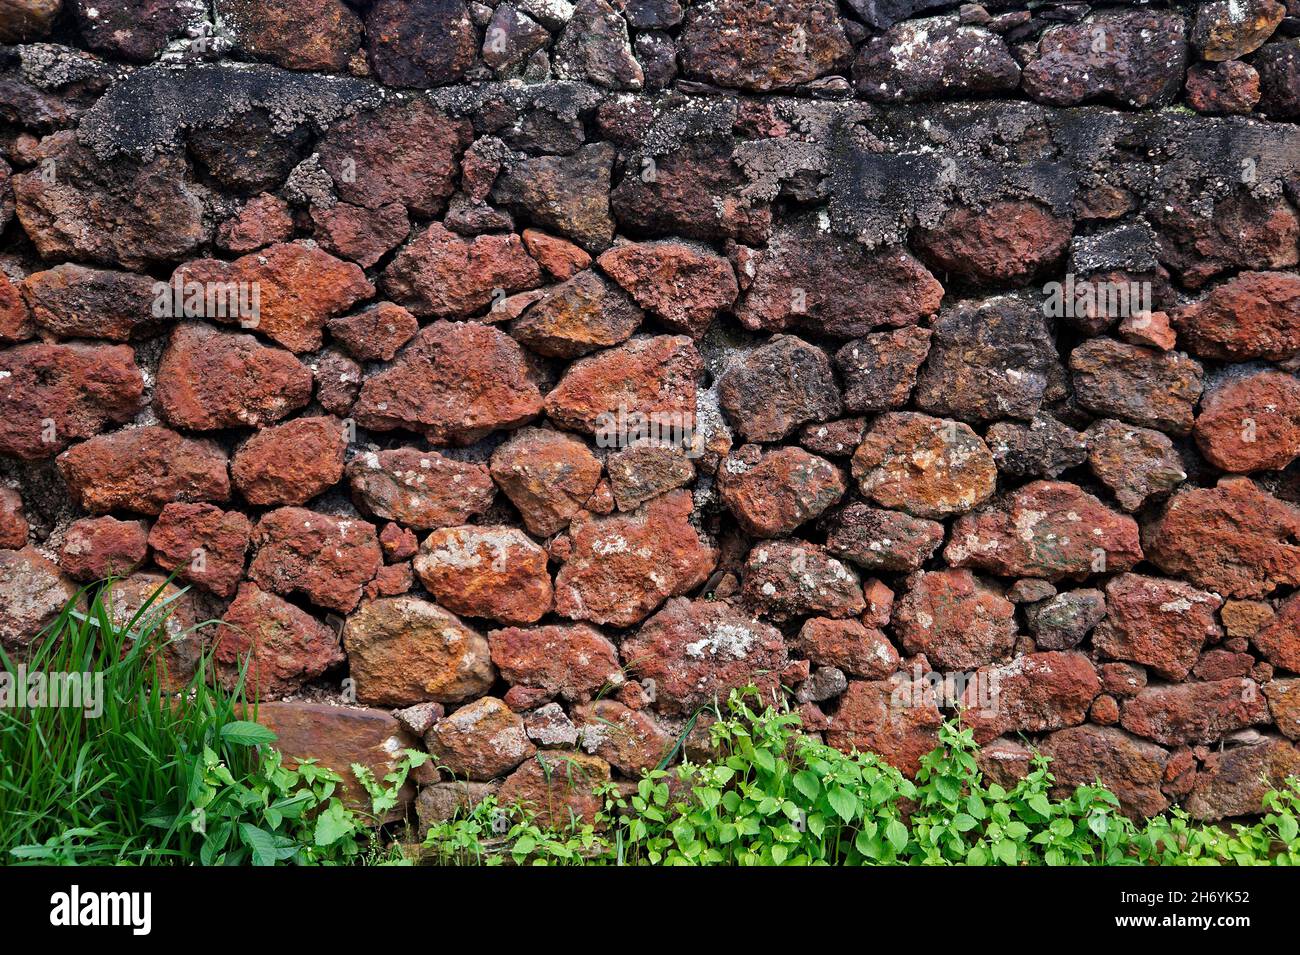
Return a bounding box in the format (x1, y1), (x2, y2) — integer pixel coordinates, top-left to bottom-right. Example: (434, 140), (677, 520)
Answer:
(248, 507), (381, 614)
(961, 651), (1101, 744)
(1143, 477), (1300, 598)
(893, 569), (1017, 671)
(598, 239), (738, 338)
(354, 320), (543, 444)
(231, 416), (348, 507)
(1092, 573), (1222, 681)
(148, 502), (253, 598)
(1121, 679), (1269, 746)
(522, 229), (592, 281)
(825, 677), (942, 778)
(426, 697), (535, 781)
(1173, 271), (1300, 362)
(58, 426), (230, 516)
(326, 302), (418, 362)
(381, 223), (542, 319)
(489, 427), (603, 537)
(946, 480), (1142, 581)
(621, 597), (788, 715)
(215, 582), (344, 697)
(59, 516), (148, 581)
(0, 342), (143, 459)
(414, 525), (553, 625)
(741, 540), (865, 622)
(795, 616), (899, 680)
(348, 448), (496, 530)
(913, 201), (1072, 286)
(0, 486), (27, 549)
(488, 623), (624, 703)
(553, 490), (717, 627)
(718, 444), (845, 537)
(155, 322), (312, 431)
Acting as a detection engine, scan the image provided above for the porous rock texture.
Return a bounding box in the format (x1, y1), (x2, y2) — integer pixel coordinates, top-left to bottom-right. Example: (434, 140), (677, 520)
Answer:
(2, 0), (1300, 824)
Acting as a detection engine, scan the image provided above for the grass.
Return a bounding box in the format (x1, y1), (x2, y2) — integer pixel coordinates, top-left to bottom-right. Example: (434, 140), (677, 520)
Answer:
(0, 578), (404, 865)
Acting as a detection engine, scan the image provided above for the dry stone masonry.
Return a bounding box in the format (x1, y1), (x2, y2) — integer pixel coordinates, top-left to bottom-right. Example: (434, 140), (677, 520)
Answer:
(2, 0), (1300, 829)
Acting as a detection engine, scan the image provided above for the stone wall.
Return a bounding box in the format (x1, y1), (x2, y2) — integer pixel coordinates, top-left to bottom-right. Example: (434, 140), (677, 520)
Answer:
(2, 0), (1300, 828)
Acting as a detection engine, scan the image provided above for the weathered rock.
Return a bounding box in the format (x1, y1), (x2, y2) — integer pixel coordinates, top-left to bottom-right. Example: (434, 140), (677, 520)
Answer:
(522, 230), (592, 281)
(312, 347), (361, 417)
(481, 3), (551, 71)
(718, 444), (844, 537)
(610, 138), (771, 246)
(741, 539), (864, 622)
(1120, 679), (1270, 746)
(155, 323), (312, 431)
(1185, 60), (1262, 114)
(1173, 271), (1300, 362)
(823, 503), (944, 573)
(147, 503), (252, 598)
(546, 334), (701, 435)
(364, 0), (478, 87)
(825, 677), (943, 778)
(58, 426), (230, 516)
(0, 341), (144, 460)
(574, 699), (671, 774)
(1192, 0), (1285, 61)
(249, 508), (381, 614)
(851, 412), (996, 519)
(1071, 338), (1203, 435)
(0, 487), (26, 550)
(0, 0), (61, 42)
(489, 623), (623, 703)
(553, 490), (716, 626)
(0, 547), (78, 654)
(327, 303), (418, 363)
(525, 703), (579, 748)
(796, 616), (898, 680)
(0, 272), (33, 343)
(59, 517), (148, 582)
(679, 0), (851, 92)
(894, 569), (1017, 670)
(318, 99), (472, 217)
(962, 651), (1101, 744)
(496, 750), (610, 829)
(736, 218), (942, 338)
(170, 243), (371, 353)
(1265, 679), (1300, 739)
(1188, 737), (1300, 821)
(1144, 478), (1300, 598)
(1195, 369), (1300, 473)
(1092, 574), (1223, 681)
(836, 327), (932, 414)
(912, 201), (1072, 287)
(257, 702), (418, 814)
(22, 264), (162, 341)
(355, 320), (543, 444)
(348, 448), (495, 531)
(718, 335), (841, 443)
(1255, 39), (1300, 119)
(489, 427), (602, 537)
(987, 415), (1088, 480)
(946, 480), (1142, 581)
(217, 0), (365, 70)
(1021, 10), (1188, 108)
(1153, 194), (1299, 290)
(416, 781), (496, 831)
(70, 0), (193, 61)
(311, 202), (409, 269)
(915, 299), (1066, 423)
(231, 417), (347, 507)
(552, 0), (643, 90)
(597, 240), (737, 338)
(1041, 726), (1170, 819)
(799, 418), (869, 459)
(414, 526), (552, 625)
(854, 16), (1020, 102)
(1085, 418), (1186, 512)
(382, 223), (542, 319)
(605, 443), (695, 511)
(214, 582), (344, 696)
(1026, 588), (1106, 651)
(510, 269), (643, 358)
(426, 697), (535, 781)
(625, 599), (786, 715)
(344, 595), (494, 705)
(13, 131), (208, 269)
(492, 143), (617, 253)
(1254, 592), (1300, 673)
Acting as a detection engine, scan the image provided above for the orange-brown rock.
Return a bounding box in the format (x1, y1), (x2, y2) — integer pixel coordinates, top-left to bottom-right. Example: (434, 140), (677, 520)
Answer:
(248, 507), (381, 614)
(489, 427), (603, 537)
(414, 526), (553, 625)
(230, 416), (347, 507)
(148, 502), (253, 598)
(488, 623), (624, 703)
(347, 448), (496, 530)
(214, 582), (345, 697)
(718, 444), (845, 537)
(58, 426), (230, 515)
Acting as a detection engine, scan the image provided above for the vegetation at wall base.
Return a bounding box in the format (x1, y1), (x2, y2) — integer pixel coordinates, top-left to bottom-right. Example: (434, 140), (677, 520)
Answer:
(4, 582), (1300, 867)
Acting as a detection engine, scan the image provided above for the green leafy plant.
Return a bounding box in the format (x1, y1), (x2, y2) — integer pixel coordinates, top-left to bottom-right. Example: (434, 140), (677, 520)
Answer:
(423, 688), (1300, 867)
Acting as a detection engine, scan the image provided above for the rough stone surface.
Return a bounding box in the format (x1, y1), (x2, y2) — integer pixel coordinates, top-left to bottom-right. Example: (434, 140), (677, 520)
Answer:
(231, 417), (348, 507)
(1092, 574), (1223, 681)
(489, 623), (624, 703)
(851, 412), (996, 519)
(58, 427), (230, 516)
(249, 508), (382, 614)
(215, 582), (344, 696)
(718, 335), (841, 442)
(414, 526), (553, 625)
(348, 449), (495, 531)
(718, 444), (845, 537)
